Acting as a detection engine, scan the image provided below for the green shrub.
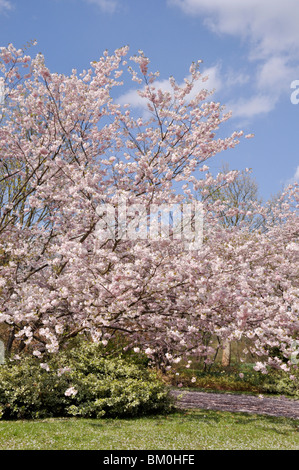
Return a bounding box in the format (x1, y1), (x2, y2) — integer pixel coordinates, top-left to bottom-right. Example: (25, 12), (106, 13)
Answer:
(0, 342), (173, 420)
(167, 361), (299, 397)
(260, 370), (299, 399)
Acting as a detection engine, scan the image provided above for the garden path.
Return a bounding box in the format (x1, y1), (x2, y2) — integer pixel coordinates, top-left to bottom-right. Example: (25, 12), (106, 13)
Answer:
(171, 389), (299, 420)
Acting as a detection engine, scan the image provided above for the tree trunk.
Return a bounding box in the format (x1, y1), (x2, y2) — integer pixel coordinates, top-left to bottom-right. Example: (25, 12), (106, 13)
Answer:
(5, 326), (15, 357)
(221, 340), (231, 367)
(0, 339), (4, 364)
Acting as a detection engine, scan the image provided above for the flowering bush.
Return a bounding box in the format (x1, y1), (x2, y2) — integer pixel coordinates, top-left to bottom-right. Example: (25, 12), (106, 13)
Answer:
(0, 342), (173, 420)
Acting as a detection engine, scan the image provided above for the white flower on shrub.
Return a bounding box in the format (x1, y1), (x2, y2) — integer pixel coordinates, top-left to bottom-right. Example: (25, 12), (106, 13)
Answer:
(65, 386), (78, 397)
(172, 357), (182, 364)
(57, 367), (72, 377)
(253, 362), (267, 374)
(144, 348), (154, 356)
(33, 350), (42, 357)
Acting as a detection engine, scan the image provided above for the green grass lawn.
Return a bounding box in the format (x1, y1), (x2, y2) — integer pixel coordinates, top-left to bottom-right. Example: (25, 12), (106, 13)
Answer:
(0, 410), (298, 450)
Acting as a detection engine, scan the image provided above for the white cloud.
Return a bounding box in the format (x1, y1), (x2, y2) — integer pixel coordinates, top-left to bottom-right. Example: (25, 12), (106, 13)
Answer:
(227, 94), (276, 120)
(293, 166), (299, 181)
(84, 0), (118, 13)
(168, 0), (299, 58)
(117, 63), (280, 123)
(256, 57), (297, 95)
(0, 0), (12, 13)
(117, 87), (146, 110)
(224, 70), (250, 88)
(285, 165), (299, 186)
(117, 65), (222, 110)
(169, 0), (299, 119)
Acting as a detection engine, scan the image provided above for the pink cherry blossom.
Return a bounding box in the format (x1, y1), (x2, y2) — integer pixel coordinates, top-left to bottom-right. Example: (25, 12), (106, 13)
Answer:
(0, 43), (297, 377)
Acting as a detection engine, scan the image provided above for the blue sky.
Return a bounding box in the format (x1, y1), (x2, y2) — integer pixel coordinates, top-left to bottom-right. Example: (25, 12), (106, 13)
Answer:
(0, 0), (299, 202)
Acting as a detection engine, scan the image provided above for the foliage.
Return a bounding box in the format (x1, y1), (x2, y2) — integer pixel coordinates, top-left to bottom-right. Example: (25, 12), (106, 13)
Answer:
(261, 370), (299, 399)
(0, 342), (173, 420)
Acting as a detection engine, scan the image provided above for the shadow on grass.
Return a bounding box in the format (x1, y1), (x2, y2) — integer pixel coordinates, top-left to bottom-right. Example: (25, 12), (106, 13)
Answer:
(85, 407), (299, 436)
(170, 408), (299, 435)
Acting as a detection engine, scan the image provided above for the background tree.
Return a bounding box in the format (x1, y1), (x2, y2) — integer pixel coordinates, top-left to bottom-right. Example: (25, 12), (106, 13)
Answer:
(199, 163), (263, 366)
